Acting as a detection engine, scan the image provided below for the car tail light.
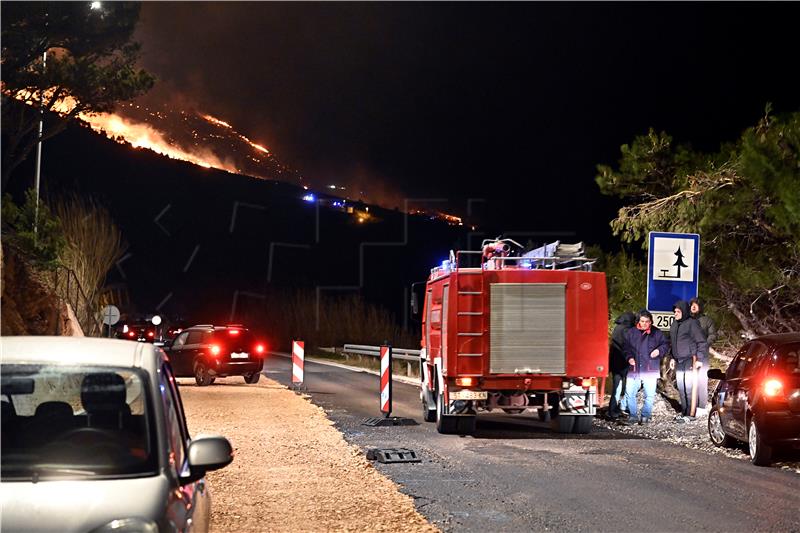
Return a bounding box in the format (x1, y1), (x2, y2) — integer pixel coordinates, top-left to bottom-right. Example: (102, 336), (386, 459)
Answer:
(210, 344), (221, 356)
(255, 344), (265, 354)
(128, 331), (136, 338)
(147, 331), (155, 338)
(228, 329), (240, 336)
(455, 377), (474, 387)
(764, 378), (783, 397)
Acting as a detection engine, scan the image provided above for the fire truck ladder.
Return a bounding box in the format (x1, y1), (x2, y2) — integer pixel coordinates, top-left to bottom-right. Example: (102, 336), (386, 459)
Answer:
(455, 252), (485, 360)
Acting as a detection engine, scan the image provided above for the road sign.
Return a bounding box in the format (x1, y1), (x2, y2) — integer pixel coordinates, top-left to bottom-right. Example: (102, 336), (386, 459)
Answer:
(647, 232), (700, 323)
(101, 305), (120, 326)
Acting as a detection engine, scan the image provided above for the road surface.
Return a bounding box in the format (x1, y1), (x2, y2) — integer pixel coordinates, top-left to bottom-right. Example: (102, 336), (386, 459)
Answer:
(263, 355), (800, 532)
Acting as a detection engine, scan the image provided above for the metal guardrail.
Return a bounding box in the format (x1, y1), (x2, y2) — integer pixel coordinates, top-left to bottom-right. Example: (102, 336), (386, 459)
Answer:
(342, 344), (421, 377)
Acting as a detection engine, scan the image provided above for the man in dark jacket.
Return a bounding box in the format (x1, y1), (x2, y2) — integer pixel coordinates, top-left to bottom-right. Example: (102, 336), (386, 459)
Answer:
(623, 310), (669, 424)
(608, 312), (636, 419)
(690, 297), (717, 347)
(669, 300), (709, 422)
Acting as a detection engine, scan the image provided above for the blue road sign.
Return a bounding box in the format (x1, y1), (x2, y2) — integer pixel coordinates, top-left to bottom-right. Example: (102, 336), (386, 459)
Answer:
(647, 232), (700, 313)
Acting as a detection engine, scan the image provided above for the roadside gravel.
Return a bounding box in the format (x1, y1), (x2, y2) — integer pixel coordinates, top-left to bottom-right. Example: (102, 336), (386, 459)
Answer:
(178, 376), (438, 533)
(596, 393), (800, 474)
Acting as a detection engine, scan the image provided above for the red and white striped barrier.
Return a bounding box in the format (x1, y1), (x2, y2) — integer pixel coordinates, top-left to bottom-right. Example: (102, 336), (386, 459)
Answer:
(380, 345), (392, 416)
(292, 340), (304, 386)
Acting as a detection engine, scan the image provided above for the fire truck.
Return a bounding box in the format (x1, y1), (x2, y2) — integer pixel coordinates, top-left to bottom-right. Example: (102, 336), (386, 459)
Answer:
(416, 239), (608, 435)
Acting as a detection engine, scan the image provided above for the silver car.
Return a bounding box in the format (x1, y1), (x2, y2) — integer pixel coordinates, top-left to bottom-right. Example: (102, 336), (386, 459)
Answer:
(0, 336), (233, 532)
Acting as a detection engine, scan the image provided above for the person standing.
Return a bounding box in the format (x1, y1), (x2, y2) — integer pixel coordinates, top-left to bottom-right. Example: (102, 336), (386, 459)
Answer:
(669, 300), (709, 422)
(623, 310), (669, 424)
(690, 297), (717, 348)
(608, 312), (636, 420)
(689, 297), (716, 417)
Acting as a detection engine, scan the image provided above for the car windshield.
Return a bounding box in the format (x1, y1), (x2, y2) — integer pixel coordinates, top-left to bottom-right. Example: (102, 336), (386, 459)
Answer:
(776, 344), (800, 374)
(1, 364), (157, 481)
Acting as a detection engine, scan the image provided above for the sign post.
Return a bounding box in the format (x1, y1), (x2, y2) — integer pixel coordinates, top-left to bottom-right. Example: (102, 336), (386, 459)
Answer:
(647, 232), (700, 330)
(101, 304), (120, 338)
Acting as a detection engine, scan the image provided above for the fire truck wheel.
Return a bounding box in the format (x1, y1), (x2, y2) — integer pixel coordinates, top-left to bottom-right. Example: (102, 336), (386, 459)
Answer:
(572, 416), (593, 434)
(435, 392), (459, 434)
(551, 415), (575, 434)
(422, 395), (436, 423)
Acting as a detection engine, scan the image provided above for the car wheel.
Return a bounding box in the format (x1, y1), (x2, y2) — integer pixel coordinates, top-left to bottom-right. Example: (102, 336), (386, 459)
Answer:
(708, 407), (736, 448)
(748, 418), (773, 466)
(243, 372), (261, 384)
(194, 362), (213, 387)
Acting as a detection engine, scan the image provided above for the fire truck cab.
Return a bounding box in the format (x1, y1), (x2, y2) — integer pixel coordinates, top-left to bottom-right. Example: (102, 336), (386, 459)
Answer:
(418, 239), (608, 435)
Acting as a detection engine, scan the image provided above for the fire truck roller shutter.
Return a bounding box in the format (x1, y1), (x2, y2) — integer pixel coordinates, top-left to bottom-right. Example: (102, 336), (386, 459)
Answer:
(489, 283), (566, 374)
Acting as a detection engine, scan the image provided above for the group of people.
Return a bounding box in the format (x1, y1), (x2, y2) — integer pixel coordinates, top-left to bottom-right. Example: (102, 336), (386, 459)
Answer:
(608, 298), (717, 425)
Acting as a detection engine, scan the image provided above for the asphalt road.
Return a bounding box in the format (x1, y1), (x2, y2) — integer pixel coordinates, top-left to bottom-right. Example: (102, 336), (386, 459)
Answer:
(262, 355), (800, 532)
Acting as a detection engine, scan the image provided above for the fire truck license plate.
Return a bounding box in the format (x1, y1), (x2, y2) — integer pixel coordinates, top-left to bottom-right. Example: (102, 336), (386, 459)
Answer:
(231, 352), (249, 359)
(451, 390), (488, 400)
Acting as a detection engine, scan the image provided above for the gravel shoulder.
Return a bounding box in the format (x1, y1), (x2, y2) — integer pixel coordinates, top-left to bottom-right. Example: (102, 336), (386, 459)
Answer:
(178, 376), (438, 533)
(596, 393), (800, 474)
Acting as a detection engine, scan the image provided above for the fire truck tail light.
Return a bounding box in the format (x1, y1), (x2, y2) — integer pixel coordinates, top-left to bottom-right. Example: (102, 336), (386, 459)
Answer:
(210, 345), (221, 356)
(764, 378), (783, 397)
(455, 377), (475, 387)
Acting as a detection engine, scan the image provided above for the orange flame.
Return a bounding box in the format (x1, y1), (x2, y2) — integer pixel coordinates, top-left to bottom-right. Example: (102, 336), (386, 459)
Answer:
(80, 112), (237, 171)
(201, 113), (270, 155)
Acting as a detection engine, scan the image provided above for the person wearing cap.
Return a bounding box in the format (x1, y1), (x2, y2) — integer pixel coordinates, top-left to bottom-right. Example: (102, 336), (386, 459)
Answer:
(623, 310), (669, 424)
(669, 300), (709, 422)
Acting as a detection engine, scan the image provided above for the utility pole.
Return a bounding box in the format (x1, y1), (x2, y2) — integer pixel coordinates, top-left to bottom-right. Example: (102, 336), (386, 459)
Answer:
(33, 50), (47, 236)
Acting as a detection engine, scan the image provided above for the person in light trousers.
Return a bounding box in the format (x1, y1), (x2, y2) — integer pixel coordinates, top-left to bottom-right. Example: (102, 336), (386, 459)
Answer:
(623, 310), (669, 424)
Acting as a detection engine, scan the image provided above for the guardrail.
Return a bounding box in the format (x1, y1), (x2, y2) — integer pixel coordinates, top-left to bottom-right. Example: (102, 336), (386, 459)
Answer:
(342, 344), (421, 377)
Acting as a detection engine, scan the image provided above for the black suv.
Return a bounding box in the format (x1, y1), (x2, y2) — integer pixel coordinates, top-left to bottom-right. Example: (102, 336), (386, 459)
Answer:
(707, 333), (800, 465)
(164, 324), (266, 386)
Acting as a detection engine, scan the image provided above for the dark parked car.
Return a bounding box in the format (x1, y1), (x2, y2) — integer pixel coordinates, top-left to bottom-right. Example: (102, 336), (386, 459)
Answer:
(707, 333), (800, 465)
(164, 324), (266, 386)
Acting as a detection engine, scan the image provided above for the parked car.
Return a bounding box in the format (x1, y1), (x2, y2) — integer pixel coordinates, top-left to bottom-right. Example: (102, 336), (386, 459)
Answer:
(0, 336), (233, 532)
(164, 324), (266, 386)
(707, 333), (800, 465)
(119, 322), (157, 343)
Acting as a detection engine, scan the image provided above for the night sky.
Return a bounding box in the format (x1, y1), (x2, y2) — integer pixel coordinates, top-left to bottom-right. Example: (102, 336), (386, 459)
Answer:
(134, 2), (799, 243)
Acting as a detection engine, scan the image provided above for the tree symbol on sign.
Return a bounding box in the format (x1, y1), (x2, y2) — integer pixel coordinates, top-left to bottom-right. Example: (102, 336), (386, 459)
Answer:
(672, 246), (688, 278)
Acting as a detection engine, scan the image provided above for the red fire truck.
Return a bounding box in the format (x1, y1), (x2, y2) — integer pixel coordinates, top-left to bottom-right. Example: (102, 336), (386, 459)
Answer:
(416, 239), (608, 435)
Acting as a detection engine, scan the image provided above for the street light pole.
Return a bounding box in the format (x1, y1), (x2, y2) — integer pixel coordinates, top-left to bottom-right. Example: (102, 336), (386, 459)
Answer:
(33, 50), (47, 236)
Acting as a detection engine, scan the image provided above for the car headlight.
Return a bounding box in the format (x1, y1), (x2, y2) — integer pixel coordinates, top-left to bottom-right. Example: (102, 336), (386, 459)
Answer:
(90, 518), (159, 533)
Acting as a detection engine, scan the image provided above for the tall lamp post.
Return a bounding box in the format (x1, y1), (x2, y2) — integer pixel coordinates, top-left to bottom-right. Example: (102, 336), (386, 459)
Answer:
(34, 2), (103, 234)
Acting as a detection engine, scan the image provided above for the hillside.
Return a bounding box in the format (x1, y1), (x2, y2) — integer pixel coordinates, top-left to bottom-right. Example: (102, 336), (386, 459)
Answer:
(7, 119), (472, 333)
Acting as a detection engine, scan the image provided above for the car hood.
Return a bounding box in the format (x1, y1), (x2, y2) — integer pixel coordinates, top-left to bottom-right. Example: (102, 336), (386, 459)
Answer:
(0, 474), (168, 532)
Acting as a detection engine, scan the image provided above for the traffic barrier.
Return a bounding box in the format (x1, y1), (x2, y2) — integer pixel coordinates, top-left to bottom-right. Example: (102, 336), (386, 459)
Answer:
(380, 345), (392, 416)
(292, 340), (304, 387)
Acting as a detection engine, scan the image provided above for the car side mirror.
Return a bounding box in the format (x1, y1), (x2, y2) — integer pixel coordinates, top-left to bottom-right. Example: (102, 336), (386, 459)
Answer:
(707, 368), (725, 380)
(181, 434), (233, 484)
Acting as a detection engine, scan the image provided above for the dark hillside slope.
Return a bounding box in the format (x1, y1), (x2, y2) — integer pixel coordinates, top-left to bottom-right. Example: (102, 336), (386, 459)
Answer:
(9, 121), (470, 326)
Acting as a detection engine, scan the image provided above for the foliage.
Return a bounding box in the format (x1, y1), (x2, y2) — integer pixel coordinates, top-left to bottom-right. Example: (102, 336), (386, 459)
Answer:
(51, 194), (126, 328)
(588, 245), (647, 330)
(596, 106), (800, 337)
(1, 2), (154, 187)
(236, 288), (418, 351)
(1, 189), (65, 269)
